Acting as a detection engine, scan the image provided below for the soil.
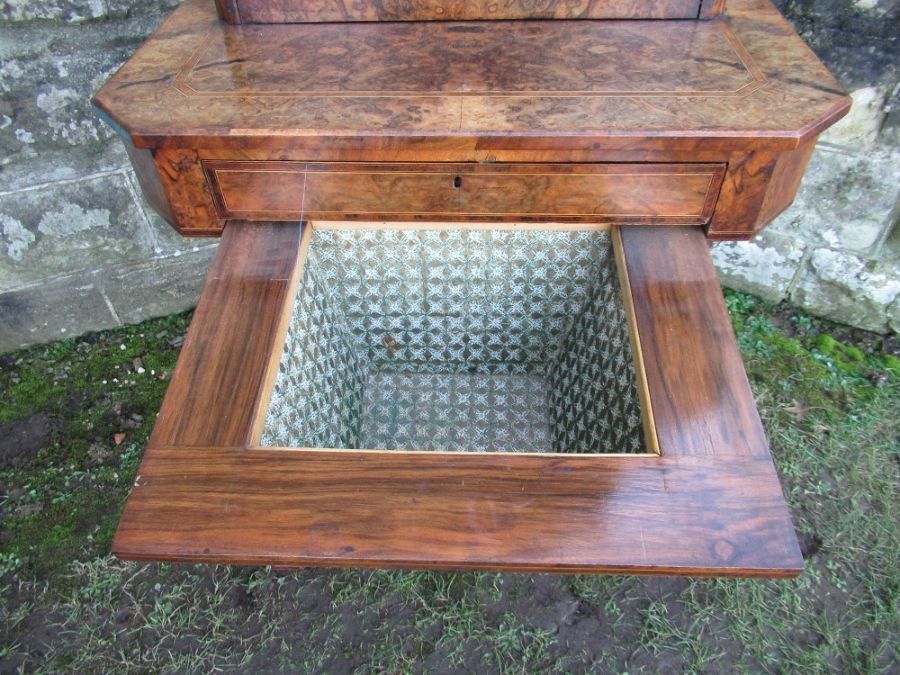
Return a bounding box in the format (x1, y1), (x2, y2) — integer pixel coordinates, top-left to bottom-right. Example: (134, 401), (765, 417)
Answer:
(0, 412), (61, 469)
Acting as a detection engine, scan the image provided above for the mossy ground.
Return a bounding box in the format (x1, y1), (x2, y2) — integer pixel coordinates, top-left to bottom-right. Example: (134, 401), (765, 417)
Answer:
(0, 313), (190, 587)
(1, 293), (897, 673)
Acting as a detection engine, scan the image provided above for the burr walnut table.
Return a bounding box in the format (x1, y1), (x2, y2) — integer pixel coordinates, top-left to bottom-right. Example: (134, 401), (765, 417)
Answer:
(93, 0), (850, 576)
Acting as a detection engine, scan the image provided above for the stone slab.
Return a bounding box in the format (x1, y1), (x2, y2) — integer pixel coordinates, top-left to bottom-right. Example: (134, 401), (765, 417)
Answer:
(820, 86), (890, 149)
(0, 12), (168, 191)
(0, 0), (179, 23)
(0, 271), (119, 352)
(767, 144), (900, 255)
(0, 246), (217, 353)
(0, 172), (156, 291)
(711, 230), (807, 303)
(790, 248), (900, 333)
(99, 245), (217, 325)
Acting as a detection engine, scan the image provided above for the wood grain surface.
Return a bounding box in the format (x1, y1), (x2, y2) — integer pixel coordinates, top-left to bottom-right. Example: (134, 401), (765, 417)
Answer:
(92, 0), (849, 239)
(206, 162), (725, 224)
(180, 22), (758, 96)
(219, 0), (708, 23)
(152, 149), (224, 233)
(148, 222), (301, 447)
(114, 448), (802, 575)
(92, 0), (849, 151)
(114, 222), (802, 575)
(620, 226), (770, 456)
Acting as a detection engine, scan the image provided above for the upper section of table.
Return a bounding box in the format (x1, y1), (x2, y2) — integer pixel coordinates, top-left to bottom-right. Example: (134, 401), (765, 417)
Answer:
(93, 0), (849, 153)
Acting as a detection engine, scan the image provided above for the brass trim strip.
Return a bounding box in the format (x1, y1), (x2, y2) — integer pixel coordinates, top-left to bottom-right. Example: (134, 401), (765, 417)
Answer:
(247, 221), (312, 446)
(612, 225), (661, 455)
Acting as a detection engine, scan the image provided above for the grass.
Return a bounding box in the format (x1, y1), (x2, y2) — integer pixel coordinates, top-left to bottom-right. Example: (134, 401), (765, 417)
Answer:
(0, 291), (897, 673)
(0, 312), (191, 587)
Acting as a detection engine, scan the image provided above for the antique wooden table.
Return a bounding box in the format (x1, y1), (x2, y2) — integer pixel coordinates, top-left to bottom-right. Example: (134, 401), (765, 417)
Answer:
(94, 0), (850, 576)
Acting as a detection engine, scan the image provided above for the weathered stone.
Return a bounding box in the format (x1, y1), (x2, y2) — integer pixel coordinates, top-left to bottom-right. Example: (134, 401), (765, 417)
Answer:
(0, 271), (119, 353)
(889, 296), (900, 333)
(711, 230), (806, 302)
(0, 0), (180, 23)
(767, 144), (900, 255)
(103, 0), (182, 19)
(882, 219), (900, 261)
(100, 246), (217, 324)
(820, 86), (888, 149)
(0, 12), (168, 190)
(1, 0), (107, 23)
(0, 246), (217, 352)
(0, 213), (35, 261)
(790, 248), (900, 333)
(0, 172), (156, 290)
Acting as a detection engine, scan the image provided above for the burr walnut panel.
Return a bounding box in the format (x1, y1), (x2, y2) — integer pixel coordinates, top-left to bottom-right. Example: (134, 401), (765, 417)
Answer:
(92, 0), (850, 239)
(177, 22), (760, 97)
(205, 162), (726, 223)
(215, 0), (710, 23)
(93, 0), (848, 149)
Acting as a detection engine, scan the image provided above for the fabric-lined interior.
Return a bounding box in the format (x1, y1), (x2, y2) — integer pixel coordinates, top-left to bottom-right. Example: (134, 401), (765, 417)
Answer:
(260, 226), (647, 453)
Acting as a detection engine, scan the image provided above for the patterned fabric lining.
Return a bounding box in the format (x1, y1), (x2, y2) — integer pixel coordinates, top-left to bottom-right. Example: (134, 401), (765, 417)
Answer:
(260, 227), (646, 453)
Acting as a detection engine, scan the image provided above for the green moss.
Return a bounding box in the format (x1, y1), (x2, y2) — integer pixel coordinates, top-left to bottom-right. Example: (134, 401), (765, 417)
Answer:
(813, 334), (866, 373)
(5, 489), (120, 581)
(720, 290), (897, 427)
(0, 311), (192, 589)
(884, 355), (900, 376)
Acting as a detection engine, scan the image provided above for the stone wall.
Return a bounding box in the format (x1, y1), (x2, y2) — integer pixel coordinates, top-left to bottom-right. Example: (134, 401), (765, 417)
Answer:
(1, 0), (898, 352)
(0, 0), (217, 352)
(712, 0), (900, 332)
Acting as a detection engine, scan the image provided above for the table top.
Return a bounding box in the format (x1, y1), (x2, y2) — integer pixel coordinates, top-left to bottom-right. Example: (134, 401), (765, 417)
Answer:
(94, 0), (849, 152)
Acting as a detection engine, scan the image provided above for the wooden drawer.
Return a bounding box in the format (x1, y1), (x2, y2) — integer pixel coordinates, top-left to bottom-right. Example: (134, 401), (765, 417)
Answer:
(113, 221), (801, 577)
(205, 162), (726, 225)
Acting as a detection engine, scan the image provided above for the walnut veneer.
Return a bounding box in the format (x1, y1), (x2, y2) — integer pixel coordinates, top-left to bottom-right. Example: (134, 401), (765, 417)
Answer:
(114, 222), (803, 576)
(94, 0), (849, 239)
(205, 162), (725, 223)
(214, 0), (717, 22)
(95, 0), (850, 575)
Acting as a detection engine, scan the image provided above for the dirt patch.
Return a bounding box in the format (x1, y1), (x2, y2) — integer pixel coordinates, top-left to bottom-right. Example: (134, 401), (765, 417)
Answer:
(0, 412), (61, 469)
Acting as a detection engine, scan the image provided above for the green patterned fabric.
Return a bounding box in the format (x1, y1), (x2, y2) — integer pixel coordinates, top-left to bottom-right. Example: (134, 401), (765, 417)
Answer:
(261, 227), (646, 453)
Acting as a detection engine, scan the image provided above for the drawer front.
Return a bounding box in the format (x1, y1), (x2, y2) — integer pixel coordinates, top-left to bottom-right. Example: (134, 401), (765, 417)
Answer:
(205, 162), (726, 225)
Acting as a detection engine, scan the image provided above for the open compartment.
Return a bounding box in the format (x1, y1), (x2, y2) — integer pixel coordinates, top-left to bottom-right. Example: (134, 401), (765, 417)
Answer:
(257, 224), (654, 455)
(114, 221), (802, 577)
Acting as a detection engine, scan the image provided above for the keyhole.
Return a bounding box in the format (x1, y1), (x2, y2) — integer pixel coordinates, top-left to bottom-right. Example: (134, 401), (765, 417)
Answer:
(453, 176), (462, 188)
